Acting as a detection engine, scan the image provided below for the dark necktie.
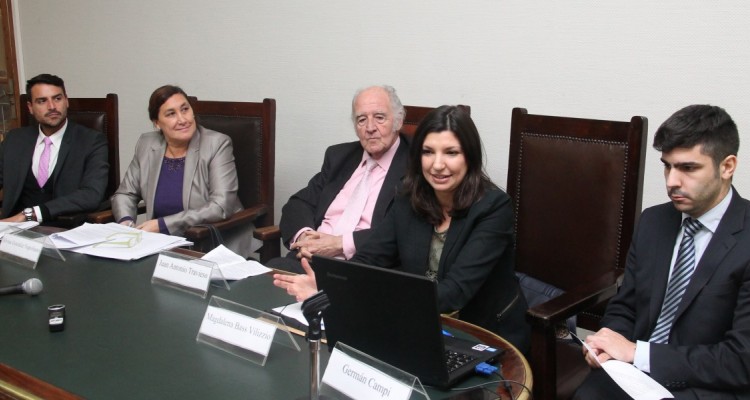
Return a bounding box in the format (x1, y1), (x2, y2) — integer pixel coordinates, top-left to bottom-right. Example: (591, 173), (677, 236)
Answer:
(649, 217), (703, 344)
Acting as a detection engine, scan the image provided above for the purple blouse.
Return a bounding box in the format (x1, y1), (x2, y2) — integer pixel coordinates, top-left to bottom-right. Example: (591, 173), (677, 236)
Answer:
(153, 156), (185, 234)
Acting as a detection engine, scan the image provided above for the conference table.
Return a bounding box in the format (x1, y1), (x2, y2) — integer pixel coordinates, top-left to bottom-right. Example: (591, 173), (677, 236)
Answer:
(0, 247), (531, 399)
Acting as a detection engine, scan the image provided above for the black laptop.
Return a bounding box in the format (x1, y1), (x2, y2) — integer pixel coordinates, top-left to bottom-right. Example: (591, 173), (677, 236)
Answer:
(312, 255), (502, 389)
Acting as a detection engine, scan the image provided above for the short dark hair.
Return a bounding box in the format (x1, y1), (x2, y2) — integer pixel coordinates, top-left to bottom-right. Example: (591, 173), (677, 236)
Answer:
(148, 85), (190, 121)
(26, 74), (66, 99)
(653, 104), (739, 166)
(402, 105), (494, 225)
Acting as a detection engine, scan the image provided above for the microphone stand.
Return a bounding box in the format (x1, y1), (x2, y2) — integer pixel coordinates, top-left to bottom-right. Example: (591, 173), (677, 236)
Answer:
(300, 291), (330, 400)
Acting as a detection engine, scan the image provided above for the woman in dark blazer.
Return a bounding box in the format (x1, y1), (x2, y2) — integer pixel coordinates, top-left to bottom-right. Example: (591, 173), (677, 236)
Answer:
(275, 105), (530, 352)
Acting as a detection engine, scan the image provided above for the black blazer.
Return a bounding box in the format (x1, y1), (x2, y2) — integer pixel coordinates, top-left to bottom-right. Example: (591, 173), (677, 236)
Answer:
(351, 188), (530, 353)
(603, 189), (750, 398)
(278, 136), (409, 250)
(0, 121), (109, 219)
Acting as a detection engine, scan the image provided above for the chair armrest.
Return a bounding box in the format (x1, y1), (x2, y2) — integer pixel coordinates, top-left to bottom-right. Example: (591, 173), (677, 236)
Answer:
(253, 225), (280, 242)
(88, 209), (115, 224)
(87, 202), (147, 225)
(184, 204), (268, 241)
(525, 270), (622, 329)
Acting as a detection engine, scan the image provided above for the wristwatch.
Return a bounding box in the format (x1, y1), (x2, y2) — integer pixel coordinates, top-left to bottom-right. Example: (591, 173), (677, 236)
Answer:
(23, 208), (34, 222)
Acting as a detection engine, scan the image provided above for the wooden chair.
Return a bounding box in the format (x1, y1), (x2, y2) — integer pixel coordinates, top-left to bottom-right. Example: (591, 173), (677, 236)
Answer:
(507, 107), (647, 399)
(19, 93), (119, 228)
(187, 97), (278, 262)
(399, 104), (470, 137)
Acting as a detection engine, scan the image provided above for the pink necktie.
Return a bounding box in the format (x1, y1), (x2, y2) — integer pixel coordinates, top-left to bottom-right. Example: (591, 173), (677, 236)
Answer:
(334, 158), (377, 235)
(37, 137), (52, 187)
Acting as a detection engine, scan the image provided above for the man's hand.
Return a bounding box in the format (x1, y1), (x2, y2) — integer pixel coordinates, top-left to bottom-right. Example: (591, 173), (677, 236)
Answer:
(584, 327), (636, 367)
(291, 231), (344, 261)
(273, 258), (318, 302)
(0, 212), (28, 223)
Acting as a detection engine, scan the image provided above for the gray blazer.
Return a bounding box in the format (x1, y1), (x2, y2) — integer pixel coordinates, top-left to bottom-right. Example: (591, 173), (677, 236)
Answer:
(112, 126), (243, 236)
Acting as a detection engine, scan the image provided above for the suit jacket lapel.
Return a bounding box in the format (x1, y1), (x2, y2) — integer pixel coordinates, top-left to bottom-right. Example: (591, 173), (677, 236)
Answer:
(674, 191), (744, 321)
(145, 135), (166, 218)
(439, 213), (468, 276)
(182, 127), (201, 209)
(648, 209), (683, 328)
(51, 123), (73, 185)
(372, 137), (407, 222)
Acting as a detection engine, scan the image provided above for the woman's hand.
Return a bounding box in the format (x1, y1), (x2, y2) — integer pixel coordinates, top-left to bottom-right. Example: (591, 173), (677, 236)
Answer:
(136, 219), (160, 233)
(273, 258), (318, 302)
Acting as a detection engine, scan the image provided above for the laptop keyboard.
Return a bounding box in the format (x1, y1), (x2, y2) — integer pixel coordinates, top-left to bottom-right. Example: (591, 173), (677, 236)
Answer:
(445, 349), (477, 372)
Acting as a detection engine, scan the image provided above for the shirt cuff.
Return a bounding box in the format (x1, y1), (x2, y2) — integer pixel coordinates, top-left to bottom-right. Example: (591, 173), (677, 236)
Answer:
(157, 218), (169, 235)
(118, 216), (135, 227)
(633, 340), (651, 373)
(292, 227), (314, 244)
(33, 206), (44, 223)
(342, 232), (356, 259)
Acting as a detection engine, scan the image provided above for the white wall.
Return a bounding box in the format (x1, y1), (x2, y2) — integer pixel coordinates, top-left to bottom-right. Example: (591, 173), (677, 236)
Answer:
(13, 0), (750, 221)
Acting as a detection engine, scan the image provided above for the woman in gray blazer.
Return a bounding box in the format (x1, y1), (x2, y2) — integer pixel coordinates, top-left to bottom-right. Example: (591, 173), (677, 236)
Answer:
(111, 85), (252, 256)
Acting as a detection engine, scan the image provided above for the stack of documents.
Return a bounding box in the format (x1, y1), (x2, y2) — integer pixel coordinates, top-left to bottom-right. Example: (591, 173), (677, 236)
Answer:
(49, 223), (192, 260)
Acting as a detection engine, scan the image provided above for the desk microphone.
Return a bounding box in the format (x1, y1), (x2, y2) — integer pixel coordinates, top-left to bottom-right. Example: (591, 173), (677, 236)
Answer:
(0, 278), (43, 296)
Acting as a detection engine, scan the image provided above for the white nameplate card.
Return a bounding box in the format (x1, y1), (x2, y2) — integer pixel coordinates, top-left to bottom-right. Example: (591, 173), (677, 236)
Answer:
(198, 305), (276, 357)
(0, 233), (43, 263)
(152, 253), (212, 293)
(322, 347), (412, 400)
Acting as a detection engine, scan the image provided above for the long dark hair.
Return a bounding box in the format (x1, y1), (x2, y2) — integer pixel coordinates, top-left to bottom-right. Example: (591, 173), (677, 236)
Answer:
(402, 105), (494, 226)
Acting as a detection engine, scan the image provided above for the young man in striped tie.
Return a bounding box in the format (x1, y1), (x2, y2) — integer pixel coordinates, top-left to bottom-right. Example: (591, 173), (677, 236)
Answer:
(575, 105), (750, 399)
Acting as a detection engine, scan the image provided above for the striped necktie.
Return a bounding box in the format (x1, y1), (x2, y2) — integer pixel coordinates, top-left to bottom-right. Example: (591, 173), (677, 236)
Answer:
(649, 217), (703, 344)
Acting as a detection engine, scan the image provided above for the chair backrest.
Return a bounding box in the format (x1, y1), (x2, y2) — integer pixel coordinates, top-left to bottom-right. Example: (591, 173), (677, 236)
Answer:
(400, 105), (471, 137)
(19, 93), (120, 198)
(507, 107), (647, 299)
(189, 97), (276, 228)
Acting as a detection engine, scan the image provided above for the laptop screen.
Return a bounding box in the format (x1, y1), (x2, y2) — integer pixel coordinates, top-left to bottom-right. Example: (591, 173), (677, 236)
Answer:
(313, 255), (472, 387)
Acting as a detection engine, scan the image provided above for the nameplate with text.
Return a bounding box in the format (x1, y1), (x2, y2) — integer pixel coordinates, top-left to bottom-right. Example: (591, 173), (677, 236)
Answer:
(198, 305), (276, 357)
(152, 253), (212, 294)
(322, 347), (412, 400)
(0, 233), (43, 263)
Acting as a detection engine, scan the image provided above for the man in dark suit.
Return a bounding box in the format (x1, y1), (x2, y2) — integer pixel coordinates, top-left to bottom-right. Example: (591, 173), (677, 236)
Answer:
(267, 85), (409, 273)
(575, 105), (750, 399)
(0, 74), (108, 226)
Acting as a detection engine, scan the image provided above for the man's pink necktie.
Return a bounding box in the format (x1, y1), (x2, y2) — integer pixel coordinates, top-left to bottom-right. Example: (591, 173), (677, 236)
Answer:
(37, 137), (52, 187)
(334, 158), (377, 235)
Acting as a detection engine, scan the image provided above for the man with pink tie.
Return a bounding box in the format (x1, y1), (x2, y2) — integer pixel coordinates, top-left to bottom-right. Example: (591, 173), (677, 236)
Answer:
(0, 74), (108, 226)
(267, 85), (409, 273)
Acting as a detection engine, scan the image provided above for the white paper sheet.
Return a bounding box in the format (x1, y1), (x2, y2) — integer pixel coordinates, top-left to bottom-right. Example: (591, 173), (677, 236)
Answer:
(601, 360), (674, 400)
(202, 245), (272, 280)
(61, 223), (191, 260)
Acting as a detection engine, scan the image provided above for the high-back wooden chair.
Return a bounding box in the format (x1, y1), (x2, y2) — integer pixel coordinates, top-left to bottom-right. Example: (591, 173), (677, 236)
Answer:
(400, 104), (471, 137)
(19, 93), (119, 227)
(507, 107), (647, 399)
(188, 97), (278, 262)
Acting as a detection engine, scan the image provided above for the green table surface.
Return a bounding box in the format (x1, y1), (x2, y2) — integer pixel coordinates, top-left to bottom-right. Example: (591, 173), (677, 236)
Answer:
(0, 250), (529, 399)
